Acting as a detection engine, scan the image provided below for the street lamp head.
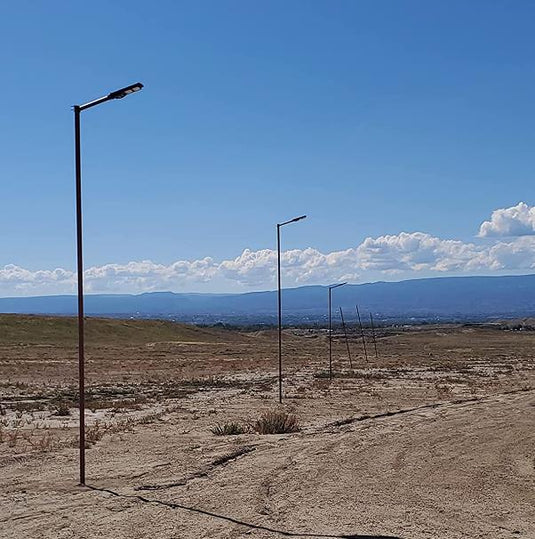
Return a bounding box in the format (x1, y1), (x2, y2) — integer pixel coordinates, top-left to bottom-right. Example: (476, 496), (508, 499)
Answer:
(279, 214), (307, 227)
(108, 82), (144, 100)
(328, 282), (347, 290)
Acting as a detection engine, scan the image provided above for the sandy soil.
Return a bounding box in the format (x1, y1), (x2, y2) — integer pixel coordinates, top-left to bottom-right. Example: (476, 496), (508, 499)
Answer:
(1, 320), (534, 538)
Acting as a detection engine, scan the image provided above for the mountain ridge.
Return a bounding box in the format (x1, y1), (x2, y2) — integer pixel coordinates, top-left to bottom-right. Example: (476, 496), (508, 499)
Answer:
(1, 274), (535, 324)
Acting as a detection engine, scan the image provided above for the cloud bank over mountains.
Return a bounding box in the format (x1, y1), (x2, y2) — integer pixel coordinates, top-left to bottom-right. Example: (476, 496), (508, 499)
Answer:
(3, 202), (535, 296)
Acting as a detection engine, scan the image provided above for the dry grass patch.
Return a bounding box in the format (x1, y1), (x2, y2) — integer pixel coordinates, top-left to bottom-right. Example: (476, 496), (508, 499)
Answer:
(53, 402), (71, 416)
(211, 422), (249, 436)
(84, 418), (136, 446)
(253, 410), (300, 434)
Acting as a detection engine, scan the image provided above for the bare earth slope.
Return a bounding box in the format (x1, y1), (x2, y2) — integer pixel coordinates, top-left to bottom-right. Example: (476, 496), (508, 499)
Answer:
(0, 317), (534, 538)
(1, 389), (533, 539)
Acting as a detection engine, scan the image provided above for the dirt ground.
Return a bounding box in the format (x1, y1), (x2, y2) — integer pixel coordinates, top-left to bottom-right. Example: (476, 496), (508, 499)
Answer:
(0, 316), (534, 538)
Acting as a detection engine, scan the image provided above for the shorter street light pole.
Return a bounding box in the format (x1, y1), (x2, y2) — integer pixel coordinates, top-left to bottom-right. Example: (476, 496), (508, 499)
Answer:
(277, 215), (306, 403)
(328, 282), (346, 379)
(74, 82), (143, 486)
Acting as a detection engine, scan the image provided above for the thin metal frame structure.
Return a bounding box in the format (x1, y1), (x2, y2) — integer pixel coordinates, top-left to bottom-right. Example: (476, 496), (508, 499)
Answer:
(369, 312), (378, 360)
(327, 282), (346, 379)
(355, 304), (368, 362)
(277, 215), (306, 403)
(74, 83), (143, 486)
(339, 306), (352, 369)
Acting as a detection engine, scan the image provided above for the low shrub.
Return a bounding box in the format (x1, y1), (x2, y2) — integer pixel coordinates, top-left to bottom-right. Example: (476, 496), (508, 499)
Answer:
(53, 402), (71, 416)
(211, 422), (248, 436)
(253, 410), (300, 434)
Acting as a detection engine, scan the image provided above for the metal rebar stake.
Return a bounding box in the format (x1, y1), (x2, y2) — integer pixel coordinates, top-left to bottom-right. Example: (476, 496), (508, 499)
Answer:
(356, 304), (368, 363)
(370, 312), (378, 360)
(339, 307), (352, 369)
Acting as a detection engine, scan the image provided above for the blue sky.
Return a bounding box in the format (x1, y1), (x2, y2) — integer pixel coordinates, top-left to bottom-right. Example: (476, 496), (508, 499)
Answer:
(2, 1), (535, 295)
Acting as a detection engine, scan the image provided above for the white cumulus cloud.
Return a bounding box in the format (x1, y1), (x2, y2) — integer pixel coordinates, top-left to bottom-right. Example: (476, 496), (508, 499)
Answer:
(218, 247), (359, 287)
(486, 236), (535, 271)
(479, 202), (535, 237)
(356, 232), (488, 273)
(0, 265), (75, 295)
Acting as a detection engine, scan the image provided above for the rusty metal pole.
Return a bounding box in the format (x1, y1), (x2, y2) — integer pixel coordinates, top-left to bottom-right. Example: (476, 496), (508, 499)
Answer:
(277, 223), (282, 404)
(327, 283), (346, 379)
(356, 304), (368, 363)
(370, 312), (378, 360)
(339, 307), (352, 369)
(276, 215), (306, 403)
(74, 105), (86, 486)
(73, 83), (144, 485)
(328, 287), (332, 379)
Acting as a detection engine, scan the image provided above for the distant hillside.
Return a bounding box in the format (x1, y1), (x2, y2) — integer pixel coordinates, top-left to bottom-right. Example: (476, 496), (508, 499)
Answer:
(0, 314), (236, 346)
(1, 274), (534, 324)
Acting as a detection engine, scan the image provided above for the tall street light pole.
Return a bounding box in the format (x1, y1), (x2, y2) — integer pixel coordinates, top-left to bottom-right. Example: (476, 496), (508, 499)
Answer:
(328, 282), (346, 379)
(277, 215), (306, 403)
(74, 82), (143, 486)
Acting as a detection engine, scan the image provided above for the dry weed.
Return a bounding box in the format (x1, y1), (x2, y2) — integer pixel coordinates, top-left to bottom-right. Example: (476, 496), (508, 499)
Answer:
(253, 410), (300, 434)
(23, 429), (57, 451)
(211, 422), (249, 436)
(53, 402), (71, 416)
